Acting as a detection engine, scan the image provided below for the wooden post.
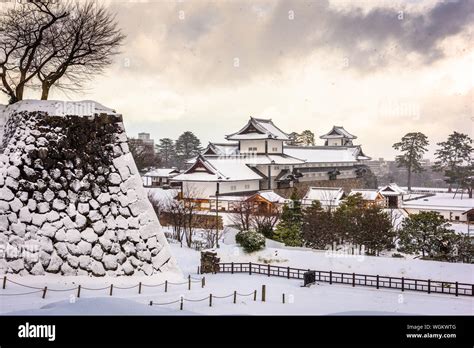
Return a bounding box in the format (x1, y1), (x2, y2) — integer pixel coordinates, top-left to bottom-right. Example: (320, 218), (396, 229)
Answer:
(201, 277), (205, 288)
(109, 284), (113, 296)
(282, 293), (285, 304)
(165, 280), (168, 292)
(149, 301), (153, 306)
(261, 285), (266, 302)
(209, 294), (213, 307)
(2, 275), (6, 289)
(249, 262), (252, 275)
(352, 273), (355, 287)
(455, 282), (458, 297)
(42, 286), (47, 299)
(401, 277), (404, 292)
(376, 275), (379, 289)
(188, 275), (191, 290)
(197, 266), (200, 274)
(180, 297), (184, 310)
(138, 282), (142, 294)
(233, 291), (237, 304)
(253, 290), (257, 301)
(267, 264), (270, 277)
(329, 271), (332, 285)
(77, 285), (81, 298)
(231, 262), (234, 274)
(428, 279), (431, 294)
(287, 267), (290, 279)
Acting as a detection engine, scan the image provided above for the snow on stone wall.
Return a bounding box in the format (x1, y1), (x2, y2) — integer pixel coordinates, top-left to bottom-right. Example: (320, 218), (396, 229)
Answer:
(0, 101), (179, 276)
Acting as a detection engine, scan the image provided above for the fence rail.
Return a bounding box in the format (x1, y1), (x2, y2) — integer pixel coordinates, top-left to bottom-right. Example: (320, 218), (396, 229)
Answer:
(217, 262), (473, 297)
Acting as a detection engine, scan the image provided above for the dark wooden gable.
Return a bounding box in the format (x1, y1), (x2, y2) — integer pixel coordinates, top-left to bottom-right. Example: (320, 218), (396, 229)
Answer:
(186, 159), (215, 175)
(240, 122), (264, 135)
(203, 146), (217, 155)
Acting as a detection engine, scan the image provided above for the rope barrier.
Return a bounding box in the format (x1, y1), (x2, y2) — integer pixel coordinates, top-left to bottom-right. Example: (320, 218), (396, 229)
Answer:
(6, 279), (44, 290)
(150, 299), (181, 306)
(0, 290), (44, 296)
(113, 284), (139, 290)
(47, 287), (78, 292)
(237, 291), (255, 297)
(81, 285), (111, 291)
(213, 293), (234, 299)
(184, 296), (209, 302)
(141, 282), (165, 288)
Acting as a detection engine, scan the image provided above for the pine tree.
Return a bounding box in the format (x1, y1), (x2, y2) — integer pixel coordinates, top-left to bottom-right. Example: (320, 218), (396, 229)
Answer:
(175, 131), (202, 168)
(392, 132), (429, 191)
(156, 138), (176, 167)
(301, 200), (336, 249)
(273, 190), (303, 246)
(398, 211), (456, 259)
(433, 131), (473, 193)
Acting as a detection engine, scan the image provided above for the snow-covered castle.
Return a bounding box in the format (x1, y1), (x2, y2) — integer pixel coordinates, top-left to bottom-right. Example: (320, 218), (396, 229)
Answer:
(172, 117), (371, 203)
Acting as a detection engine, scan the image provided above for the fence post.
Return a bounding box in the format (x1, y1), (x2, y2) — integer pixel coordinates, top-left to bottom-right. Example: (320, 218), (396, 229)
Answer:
(376, 275), (379, 289)
(231, 262), (234, 274)
(455, 282), (458, 297)
(287, 267), (290, 279)
(209, 294), (213, 307)
(261, 285), (266, 302)
(197, 266), (200, 275)
(253, 290), (257, 301)
(188, 275), (191, 290)
(180, 297), (184, 310)
(201, 277), (205, 288)
(149, 301), (153, 306)
(109, 284), (113, 296)
(165, 280), (168, 292)
(233, 291), (237, 304)
(428, 279), (431, 294)
(77, 285), (81, 298)
(352, 273), (355, 287)
(267, 264), (270, 277)
(472, 285), (473, 297)
(138, 282), (142, 294)
(282, 293), (285, 304)
(2, 275), (6, 289)
(249, 262), (252, 275)
(401, 277), (404, 292)
(42, 286), (47, 299)
(329, 271), (332, 285)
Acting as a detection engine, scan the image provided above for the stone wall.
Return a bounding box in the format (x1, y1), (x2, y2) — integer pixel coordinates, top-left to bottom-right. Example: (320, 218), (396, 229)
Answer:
(0, 102), (179, 276)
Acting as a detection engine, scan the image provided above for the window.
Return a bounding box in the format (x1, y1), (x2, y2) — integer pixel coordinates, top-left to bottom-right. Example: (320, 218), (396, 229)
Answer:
(244, 184), (250, 189)
(248, 147), (257, 152)
(272, 147), (278, 152)
(455, 216), (460, 221)
(230, 185), (237, 191)
(274, 166), (280, 170)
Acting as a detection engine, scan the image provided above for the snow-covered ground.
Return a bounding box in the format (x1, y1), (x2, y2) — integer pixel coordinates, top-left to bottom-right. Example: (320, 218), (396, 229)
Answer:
(1, 230), (473, 315)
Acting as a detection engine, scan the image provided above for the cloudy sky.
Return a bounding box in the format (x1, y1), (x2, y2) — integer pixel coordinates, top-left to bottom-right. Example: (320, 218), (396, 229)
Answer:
(5, 0), (474, 160)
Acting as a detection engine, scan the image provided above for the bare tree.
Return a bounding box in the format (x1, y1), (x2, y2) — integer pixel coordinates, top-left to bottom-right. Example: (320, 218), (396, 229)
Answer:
(0, 0), (124, 103)
(229, 198), (254, 231)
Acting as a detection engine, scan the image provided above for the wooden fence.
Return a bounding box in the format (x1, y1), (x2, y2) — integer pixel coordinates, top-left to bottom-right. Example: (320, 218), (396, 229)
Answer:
(217, 262), (473, 297)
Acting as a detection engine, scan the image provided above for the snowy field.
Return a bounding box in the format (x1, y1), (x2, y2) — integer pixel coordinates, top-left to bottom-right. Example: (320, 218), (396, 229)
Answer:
(1, 230), (473, 315)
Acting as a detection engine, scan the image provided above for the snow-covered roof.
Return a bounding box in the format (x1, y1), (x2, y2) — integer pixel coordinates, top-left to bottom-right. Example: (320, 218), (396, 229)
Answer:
(249, 190), (289, 204)
(284, 146), (362, 163)
(199, 153), (304, 165)
(226, 117), (290, 141)
(320, 126), (357, 139)
(144, 168), (179, 178)
(203, 142), (239, 156)
(379, 183), (406, 196)
(302, 187), (345, 206)
(146, 188), (179, 205)
(0, 100), (117, 119)
(402, 193), (474, 212)
(173, 156), (263, 182)
(349, 189), (383, 201)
